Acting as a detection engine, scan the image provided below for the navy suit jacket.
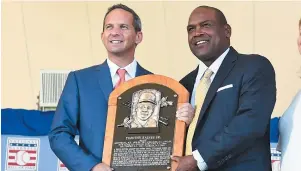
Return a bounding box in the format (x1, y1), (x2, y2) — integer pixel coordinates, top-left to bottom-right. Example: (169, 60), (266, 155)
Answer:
(48, 60), (152, 171)
(180, 47), (276, 171)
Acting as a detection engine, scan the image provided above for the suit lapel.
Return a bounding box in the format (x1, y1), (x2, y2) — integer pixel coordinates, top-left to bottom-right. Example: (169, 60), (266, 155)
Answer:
(96, 60), (113, 101)
(135, 62), (151, 76)
(185, 67), (198, 102)
(197, 47), (238, 124)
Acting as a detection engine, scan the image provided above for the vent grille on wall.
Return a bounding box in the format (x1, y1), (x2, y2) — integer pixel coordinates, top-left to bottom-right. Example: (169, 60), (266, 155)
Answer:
(39, 70), (70, 111)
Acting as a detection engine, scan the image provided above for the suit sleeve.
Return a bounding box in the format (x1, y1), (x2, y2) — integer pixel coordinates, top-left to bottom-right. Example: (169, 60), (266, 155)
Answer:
(196, 57), (276, 169)
(48, 72), (99, 171)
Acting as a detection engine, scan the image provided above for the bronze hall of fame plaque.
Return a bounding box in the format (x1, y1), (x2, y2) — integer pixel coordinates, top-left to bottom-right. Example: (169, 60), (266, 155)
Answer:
(102, 75), (189, 171)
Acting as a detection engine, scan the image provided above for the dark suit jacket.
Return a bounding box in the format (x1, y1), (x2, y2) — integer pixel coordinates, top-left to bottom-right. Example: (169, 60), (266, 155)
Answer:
(180, 47), (276, 171)
(48, 60), (152, 171)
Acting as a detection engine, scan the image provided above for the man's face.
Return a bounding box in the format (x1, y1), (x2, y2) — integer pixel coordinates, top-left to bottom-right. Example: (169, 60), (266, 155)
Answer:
(101, 9), (142, 56)
(136, 102), (155, 121)
(298, 26), (301, 55)
(187, 8), (230, 64)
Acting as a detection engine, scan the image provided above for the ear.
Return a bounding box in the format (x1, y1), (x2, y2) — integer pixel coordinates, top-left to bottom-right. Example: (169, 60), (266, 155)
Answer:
(101, 32), (105, 44)
(298, 36), (301, 55)
(135, 31), (143, 45)
(224, 24), (232, 39)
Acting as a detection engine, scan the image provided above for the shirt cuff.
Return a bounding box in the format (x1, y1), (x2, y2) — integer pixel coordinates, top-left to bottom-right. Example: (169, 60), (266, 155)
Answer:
(192, 150), (208, 171)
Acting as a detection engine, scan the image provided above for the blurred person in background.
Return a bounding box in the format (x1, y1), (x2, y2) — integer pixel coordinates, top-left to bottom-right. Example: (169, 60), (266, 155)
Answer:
(277, 17), (301, 171)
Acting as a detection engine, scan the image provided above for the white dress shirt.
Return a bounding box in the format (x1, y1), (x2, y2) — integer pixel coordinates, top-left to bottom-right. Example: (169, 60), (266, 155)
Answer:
(107, 58), (137, 88)
(191, 47), (230, 170)
(278, 90), (301, 171)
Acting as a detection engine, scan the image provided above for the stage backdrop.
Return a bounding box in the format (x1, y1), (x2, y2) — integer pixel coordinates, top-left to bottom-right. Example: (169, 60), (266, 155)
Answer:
(2, 1), (301, 117)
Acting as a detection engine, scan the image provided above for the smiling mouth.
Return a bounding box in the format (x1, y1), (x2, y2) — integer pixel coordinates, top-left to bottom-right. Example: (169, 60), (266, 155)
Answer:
(140, 112), (150, 117)
(195, 40), (209, 46)
(110, 40), (123, 44)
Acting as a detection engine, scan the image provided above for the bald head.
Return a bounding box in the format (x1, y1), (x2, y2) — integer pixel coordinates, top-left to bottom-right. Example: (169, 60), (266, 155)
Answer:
(194, 6), (228, 26)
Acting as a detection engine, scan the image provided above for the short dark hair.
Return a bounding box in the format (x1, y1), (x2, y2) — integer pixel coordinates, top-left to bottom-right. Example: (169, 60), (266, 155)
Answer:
(103, 4), (142, 32)
(198, 5), (228, 25)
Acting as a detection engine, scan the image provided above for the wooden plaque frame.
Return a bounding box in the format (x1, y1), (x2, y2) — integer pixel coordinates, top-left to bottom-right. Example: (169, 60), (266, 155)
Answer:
(102, 75), (189, 171)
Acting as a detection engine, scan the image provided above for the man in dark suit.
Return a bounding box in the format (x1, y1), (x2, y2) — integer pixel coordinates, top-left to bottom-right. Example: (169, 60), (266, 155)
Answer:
(172, 6), (276, 171)
(49, 4), (195, 171)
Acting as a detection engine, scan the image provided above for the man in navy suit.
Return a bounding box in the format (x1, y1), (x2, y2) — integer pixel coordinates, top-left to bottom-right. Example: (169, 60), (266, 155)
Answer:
(172, 6), (276, 171)
(49, 4), (195, 171)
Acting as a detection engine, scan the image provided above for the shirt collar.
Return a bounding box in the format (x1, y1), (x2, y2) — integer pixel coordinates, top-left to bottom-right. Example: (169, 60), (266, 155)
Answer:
(197, 47), (230, 79)
(107, 58), (137, 78)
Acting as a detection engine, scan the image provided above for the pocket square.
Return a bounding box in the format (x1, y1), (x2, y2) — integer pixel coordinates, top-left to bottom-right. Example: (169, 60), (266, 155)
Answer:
(217, 84), (233, 92)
